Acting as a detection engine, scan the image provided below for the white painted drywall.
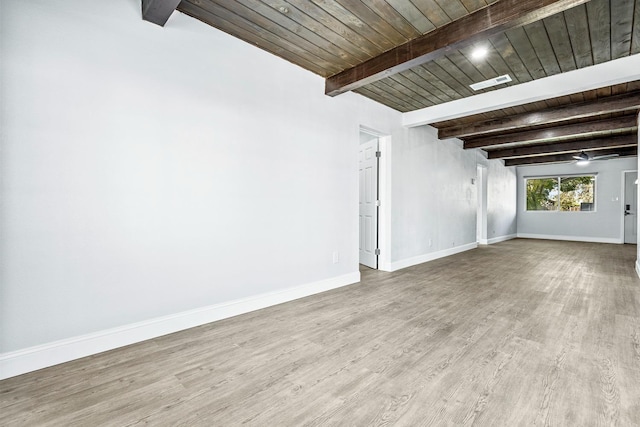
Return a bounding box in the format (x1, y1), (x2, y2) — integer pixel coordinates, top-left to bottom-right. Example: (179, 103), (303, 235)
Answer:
(637, 114), (640, 277)
(476, 165), (488, 242)
(390, 126), (516, 264)
(486, 159), (518, 241)
(637, 114), (640, 276)
(359, 132), (378, 145)
(516, 157), (637, 243)
(0, 0), (403, 353)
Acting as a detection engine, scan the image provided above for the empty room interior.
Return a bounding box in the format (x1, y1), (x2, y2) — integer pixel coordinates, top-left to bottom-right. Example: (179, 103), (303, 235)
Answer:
(2, 0), (640, 424)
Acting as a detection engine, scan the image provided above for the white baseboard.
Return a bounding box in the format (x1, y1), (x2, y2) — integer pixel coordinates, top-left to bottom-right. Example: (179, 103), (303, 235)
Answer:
(478, 234), (517, 245)
(517, 233), (622, 244)
(0, 272), (360, 380)
(389, 242), (478, 272)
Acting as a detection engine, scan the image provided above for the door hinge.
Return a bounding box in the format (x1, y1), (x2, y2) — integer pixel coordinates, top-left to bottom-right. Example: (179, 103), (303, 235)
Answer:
(376, 200), (381, 207)
(375, 248), (381, 256)
(375, 151), (381, 158)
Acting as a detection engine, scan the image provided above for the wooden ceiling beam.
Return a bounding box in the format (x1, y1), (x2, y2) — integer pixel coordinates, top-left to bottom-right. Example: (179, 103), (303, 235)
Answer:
(486, 134), (638, 159)
(142, 0), (181, 26)
(438, 90), (640, 139)
(504, 146), (638, 166)
(324, 0), (589, 97)
(463, 115), (638, 149)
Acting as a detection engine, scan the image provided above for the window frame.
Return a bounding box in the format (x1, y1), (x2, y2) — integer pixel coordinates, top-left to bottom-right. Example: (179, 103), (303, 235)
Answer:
(524, 174), (597, 213)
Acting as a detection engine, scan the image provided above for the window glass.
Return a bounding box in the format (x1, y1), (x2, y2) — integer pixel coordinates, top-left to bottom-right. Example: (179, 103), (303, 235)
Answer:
(525, 175), (595, 212)
(526, 178), (558, 211)
(559, 176), (595, 211)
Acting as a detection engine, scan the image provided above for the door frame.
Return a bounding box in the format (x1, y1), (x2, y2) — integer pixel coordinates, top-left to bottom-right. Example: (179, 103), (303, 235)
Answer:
(621, 169), (638, 243)
(359, 126), (391, 271)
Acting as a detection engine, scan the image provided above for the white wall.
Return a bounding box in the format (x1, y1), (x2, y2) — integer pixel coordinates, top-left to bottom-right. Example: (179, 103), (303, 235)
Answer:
(0, 0), (524, 378)
(636, 115), (640, 276)
(486, 158), (518, 242)
(0, 0), (403, 369)
(389, 126), (516, 269)
(517, 157), (637, 243)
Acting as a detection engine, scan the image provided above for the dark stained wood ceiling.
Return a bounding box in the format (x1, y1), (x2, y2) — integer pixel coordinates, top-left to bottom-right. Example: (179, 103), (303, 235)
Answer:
(143, 0), (639, 165)
(174, 0), (640, 112)
(351, 0), (640, 110)
(177, 0), (500, 79)
(431, 81), (639, 165)
(361, 0), (640, 111)
(433, 82), (640, 134)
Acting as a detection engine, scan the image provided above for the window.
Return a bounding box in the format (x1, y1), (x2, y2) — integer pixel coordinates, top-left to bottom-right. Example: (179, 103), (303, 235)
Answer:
(525, 175), (595, 211)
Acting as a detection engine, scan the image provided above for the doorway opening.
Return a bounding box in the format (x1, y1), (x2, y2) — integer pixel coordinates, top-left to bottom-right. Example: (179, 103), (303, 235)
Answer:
(358, 127), (390, 271)
(359, 131), (379, 269)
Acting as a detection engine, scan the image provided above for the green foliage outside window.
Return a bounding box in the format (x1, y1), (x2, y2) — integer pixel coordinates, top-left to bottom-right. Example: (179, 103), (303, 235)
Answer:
(526, 178), (558, 210)
(526, 176), (595, 211)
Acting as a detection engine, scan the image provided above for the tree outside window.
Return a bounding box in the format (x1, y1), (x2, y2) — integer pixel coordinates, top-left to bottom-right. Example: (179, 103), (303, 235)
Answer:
(526, 175), (595, 211)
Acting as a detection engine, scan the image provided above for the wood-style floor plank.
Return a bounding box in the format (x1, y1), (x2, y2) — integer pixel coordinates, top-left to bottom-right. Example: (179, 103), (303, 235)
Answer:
(1, 239), (639, 425)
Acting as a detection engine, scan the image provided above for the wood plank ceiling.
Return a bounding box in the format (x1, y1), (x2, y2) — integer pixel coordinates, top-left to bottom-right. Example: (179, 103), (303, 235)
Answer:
(146, 0), (640, 165)
(433, 81), (640, 165)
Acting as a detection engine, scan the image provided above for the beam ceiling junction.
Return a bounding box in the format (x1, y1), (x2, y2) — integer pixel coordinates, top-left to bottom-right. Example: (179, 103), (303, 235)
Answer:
(142, 0), (181, 26)
(504, 146), (638, 166)
(463, 115), (638, 149)
(486, 134), (638, 159)
(438, 90), (640, 139)
(325, 0), (590, 96)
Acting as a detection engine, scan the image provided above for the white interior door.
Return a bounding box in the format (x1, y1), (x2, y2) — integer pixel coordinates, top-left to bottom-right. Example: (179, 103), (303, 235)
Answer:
(359, 138), (378, 268)
(624, 171), (637, 244)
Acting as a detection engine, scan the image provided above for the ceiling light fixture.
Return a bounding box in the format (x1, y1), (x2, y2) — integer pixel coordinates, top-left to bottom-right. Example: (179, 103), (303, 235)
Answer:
(573, 152), (589, 161)
(471, 47), (488, 60)
(574, 151), (590, 165)
(469, 74), (512, 91)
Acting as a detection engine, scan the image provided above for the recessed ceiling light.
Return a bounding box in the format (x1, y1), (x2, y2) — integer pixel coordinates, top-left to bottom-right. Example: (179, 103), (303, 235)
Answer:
(471, 47), (488, 60)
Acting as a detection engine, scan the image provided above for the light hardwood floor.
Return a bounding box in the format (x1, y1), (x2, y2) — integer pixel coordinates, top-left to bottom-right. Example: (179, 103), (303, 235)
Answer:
(2, 239), (640, 426)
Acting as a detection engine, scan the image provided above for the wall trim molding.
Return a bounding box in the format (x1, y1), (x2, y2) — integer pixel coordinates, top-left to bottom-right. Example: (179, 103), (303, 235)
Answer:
(478, 234), (517, 245)
(378, 261), (393, 272)
(517, 233), (622, 244)
(390, 242), (478, 272)
(0, 272), (360, 380)
(636, 260), (640, 279)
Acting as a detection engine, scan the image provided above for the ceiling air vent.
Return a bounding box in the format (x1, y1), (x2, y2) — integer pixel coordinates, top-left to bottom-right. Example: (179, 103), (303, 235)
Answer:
(469, 74), (512, 91)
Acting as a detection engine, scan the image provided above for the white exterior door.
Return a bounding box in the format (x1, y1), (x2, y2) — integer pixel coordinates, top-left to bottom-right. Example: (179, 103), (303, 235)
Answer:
(624, 171), (637, 244)
(359, 139), (378, 268)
